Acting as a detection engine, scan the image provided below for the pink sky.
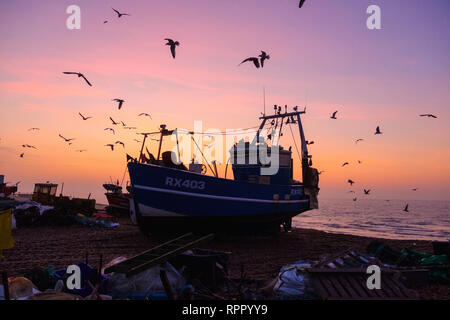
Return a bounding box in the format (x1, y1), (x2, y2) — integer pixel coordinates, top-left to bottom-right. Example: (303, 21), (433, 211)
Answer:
(0, 0), (449, 202)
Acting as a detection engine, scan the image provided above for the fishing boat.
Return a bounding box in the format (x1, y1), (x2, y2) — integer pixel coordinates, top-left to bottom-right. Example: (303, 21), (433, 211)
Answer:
(103, 183), (131, 214)
(127, 106), (319, 234)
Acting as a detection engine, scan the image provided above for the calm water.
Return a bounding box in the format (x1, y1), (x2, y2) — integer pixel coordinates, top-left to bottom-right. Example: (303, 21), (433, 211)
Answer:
(294, 198), (450, 241)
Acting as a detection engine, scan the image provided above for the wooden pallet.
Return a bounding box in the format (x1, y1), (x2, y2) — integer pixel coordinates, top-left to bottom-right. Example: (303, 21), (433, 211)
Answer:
(104, 233), (214, 277)
(308, 268), (418, 300)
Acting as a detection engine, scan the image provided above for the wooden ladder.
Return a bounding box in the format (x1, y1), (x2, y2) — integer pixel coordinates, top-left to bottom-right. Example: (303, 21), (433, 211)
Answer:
(104, 233), (214, 277)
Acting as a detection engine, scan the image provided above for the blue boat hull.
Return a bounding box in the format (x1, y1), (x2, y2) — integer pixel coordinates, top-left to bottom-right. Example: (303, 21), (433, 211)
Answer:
(128, 162), (311, 231)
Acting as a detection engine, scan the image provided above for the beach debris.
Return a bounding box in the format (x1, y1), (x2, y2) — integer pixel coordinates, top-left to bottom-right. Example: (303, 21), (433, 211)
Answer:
(74, 213), (119, 228)
(165, 39), (180, 59)
(112, 7), (130, 18)
(112, 99), (125, 110)
(78, 112), (92, 120)
(3, 277), (40, 300)
(63, 72), (92, 86)
(272, 260), (317, 299)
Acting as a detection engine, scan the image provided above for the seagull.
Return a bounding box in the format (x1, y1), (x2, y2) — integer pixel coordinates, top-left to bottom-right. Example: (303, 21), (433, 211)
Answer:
(28, 128), (40, 131)
(22, 144), (37, 149)
(124, 126), (137, 130)
(364, 189), (371, 195)
(348, 179), (355, 186)
(139, 113), (152, 119)
(259, 51), (270, 68)
(348, 190), (355, 193)
(103, 20), (108, 24)
(342, 162), (349, 167)
(306, 141), (314, 145)
(357, 160), (362, 164)
(403, 204), (409, 212)
(59, 134), (75, 142)
(412, 188), (418, 191)
(104, 128), (115, 135)
(115, 141), (125, 148)
(165, 39), (180, 59)
(239, 57), (260, 69)
(299, 0), (306, 8)
(355, 138), (364, 144)
(330, 111), (338, 119)
(105, 144), (115, 151)
(133, 139), (141, 143)
(79, 112), (92, 120)
(15, 181), (21, 186)
(63, 72), (92, 86)
(76, 150), (87, 153)
(20, 153), (24, 158)
(353, 198), (357, 201)
(375, 126), (382, 135)
(109, 117), (119, 125)
(419, 114), (437, 118)
(112, 8), (130, 18)
(112, 99), (125, 110)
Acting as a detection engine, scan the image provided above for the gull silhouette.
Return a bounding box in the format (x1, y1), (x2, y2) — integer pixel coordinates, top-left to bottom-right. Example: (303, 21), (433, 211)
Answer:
(109, 117), (119, 125)
(113, 99), (125, 110)
(112, 8), (130, 18)
(419, 114), (437, 118)
(63, 72), (92, 86)
(104, 128), (115, 135)
(330, 111), (338, 119)
(364, 189), (371, 195)
(79, 112), (92, 120)
(348, 179), (355, 186)
(105, 144), (115, 151)
(342, 162), (349, 167)
(59, 134), (75, 143)
(299, 0), (306, 8)
(165, 39), (180, 59)
(259, 51), (270, 68)
(28, 128), (40, 131)
(115, 141), (125, 148)
(375, 126), (382, 135)
(403, 204), (409, 212)
(355, 138), (364, 144)
(239, 57), (260, 68)
(139, 113), (152, 119)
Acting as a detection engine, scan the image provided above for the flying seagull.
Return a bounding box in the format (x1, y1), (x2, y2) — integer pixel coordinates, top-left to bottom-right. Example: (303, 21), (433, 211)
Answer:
(112, 8), (130, 18)
(239, 57), (260, 69)
(259, 51), (270, 68)
(124, 126), (137, 130)
(299, 0), (306, 8)
(113, 99), (125, 110)
(419, 114), (437, 118)
(20, 153), (24, 158)
(364, 189), (371, 195)
(403, 204), (409, 212)
(306, 141), (314, 145)
(121, 121), (127, 127)
(348, 190), (355, 193)
(353, 198), (357, 201)
(133, 139), (141, 143)
(76, 150), (87, 153)
(104, 128), (115, 135)
(355, 138), (364, 144)
(22, 144), (37, 149)
(115, 141), (125, 148)
(63, 72), (92, 86)
(139, 113), (152, 119)
(375, 126), (382, 135)
(28, 128), (40, 131)
(342, 162), (349, 167)
(330, 111), (338, 119)
(79, 112), (92, 121)
(165, 39), (180, 59)
(105, 144), (115, 151)
(59, 134), (75, 142)
(109, 117), (119, 125)
(348, 179), (355, 186)
(412, 188), (418, 191)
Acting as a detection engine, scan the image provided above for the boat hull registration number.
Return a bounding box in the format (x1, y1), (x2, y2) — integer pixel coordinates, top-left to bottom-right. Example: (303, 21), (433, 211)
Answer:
(165, 177), (206, 190)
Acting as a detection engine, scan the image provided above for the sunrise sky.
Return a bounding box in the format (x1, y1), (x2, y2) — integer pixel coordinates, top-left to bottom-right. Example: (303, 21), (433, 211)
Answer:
(0, 0), (449, 202)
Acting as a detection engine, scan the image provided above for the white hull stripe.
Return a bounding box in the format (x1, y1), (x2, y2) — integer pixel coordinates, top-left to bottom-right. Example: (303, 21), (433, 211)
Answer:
(134, 184), (309, 204)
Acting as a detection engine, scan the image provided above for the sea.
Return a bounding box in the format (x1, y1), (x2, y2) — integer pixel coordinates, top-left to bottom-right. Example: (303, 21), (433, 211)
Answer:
(294, 198), (450, 241)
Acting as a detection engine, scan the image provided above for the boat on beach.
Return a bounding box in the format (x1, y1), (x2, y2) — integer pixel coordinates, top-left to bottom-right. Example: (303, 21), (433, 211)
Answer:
(103, 183), (131, 215)
(127, 107), (320, 234)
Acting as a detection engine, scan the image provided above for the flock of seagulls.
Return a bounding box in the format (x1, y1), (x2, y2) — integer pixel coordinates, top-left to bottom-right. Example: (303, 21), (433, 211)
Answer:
(6, 2), (439, 217)
(327, 107), (438, 212)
